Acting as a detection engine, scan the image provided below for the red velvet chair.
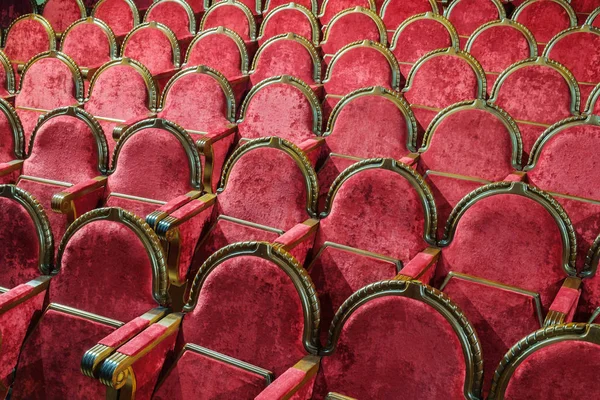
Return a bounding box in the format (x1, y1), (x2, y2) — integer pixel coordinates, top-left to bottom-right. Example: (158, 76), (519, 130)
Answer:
(543, 26), (600, 112)
(250, 33), (321, 95)
(488, 324), (600, 399)
(512, 0), (577, 54)
(320, 7), (386, 66)
(184, 27), (250, 104)
(264, 280), (483, 400)
(263, 0), (318, 15)
(237, 75), (323, 150)
(318, 0), (375, 28)
(587, 6), (600, 27)
(402, 181), (579, 393)
(14, 51), (84, 148)
(572, 0), (600, 23)
(41, 0), (86, 38)
(308, 158), (438, 335)
(217, 0), (263, 16)
(322, 40), (400, 118)
(465, 19), (537, 94)
(0, 185), (54, 397)
(0, 0), (37, 30)
(258, 3), (320, 47)
(91, 0), (140, 42)
(489, 57), (580, 157)
(2, 14), (56, 82)
(402, 47), (486, 133)
(418, 99), (523, 234)
(84, 57), (158, 155)
(0, 50), (16, 99)
(7, 207), (172, 399)
(0, 98), (24, 168)
(588, 82), (600, 114)
(444, 0), (506, 48)
(121, 22), (181, 92)
(158, 65), (237, 192)
(317, 86), (418, 209)
(380, 0), (438, 40)
(144, 0), (197, 55)
(95, 241), (321, 400)
(59, 17), (118, 81)
(389, 12), (459, 77)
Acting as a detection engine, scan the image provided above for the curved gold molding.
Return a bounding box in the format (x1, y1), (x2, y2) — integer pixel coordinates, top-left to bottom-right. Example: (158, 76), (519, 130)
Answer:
(586, 82), (600, 115)
(584, 224), (600, 278)
(390, 12), (459, 53)
(0, 49), (16, 94)
(465, 18), (537, 60)
(60, 17), (119, 61)
(380, 0), (439, 22)
(444, 0), (506, 25)
(259, 3), (320, 46)
(585, 7), (600, 26)
(185, 26), (250, 74)
(200, 0), (257, 41)
(4, 13), (56, 52)
(321, 7), (387, 47)
(320, 0), (376, 19)
(121, 21), (181, 68)
(91, 0), (140, 29)
(0, 97), (25, 159)
(543, 24), (600, 59)
(41, 0), (87, 31)
(264, 0), (318, 14)
(512, 0), (577, 30)
(144, 0), (197, 36)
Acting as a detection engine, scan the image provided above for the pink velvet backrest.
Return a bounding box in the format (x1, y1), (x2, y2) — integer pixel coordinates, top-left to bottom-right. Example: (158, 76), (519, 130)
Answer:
(92, 0), (139, 37)
(0, 99), (24, 162)
(53, 208), (168, 321)
(16, 53), (83, 110)
(60, 18), (117, 70)
(122, 23), (180, 76)
(200, 1), (256, 41)
(41, 0), (86, 33)
(437, 182), (575, 311)
(444, 0), (505, 45)
(512, 0), (577, 46)
(263, 0), (317, 14)
(181, 243), (319, 377)
(251, 34), (320, 85)
(380, 0), (438, 35)
(321, 7), (386, 56)
(185, 28), (249, 79)
(319, 0), (375, 27)
(3, 14), (56, 64)
(217, 138), (317, 231)
(316, 159), (436, 263)
(144, 0), (196, 40)
(258, 4), (319, 46)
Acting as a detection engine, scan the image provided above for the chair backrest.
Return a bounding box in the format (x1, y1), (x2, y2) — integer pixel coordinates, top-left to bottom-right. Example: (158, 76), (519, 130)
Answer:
(587, 7), (600, 27)
(0, 50), (15, 97)
(3, 14), (56, 65)
(185, 27), (249, 79)
(319, 0), (376, 27)
(250, 33), (321, 86)
(200, 0), (257, 41)
(182, 241), (320, 376)
(238, 75), (322, 145)
(0, 98), (24, 163)
(41, 0), (87, 34)
(444, 0), (505, 48)
(121, 22), (181, 77)
(263, 0), (318, 14)
(314, 280), (483, 399)
(258, 3), (320, 46)
(588, 83), (600, 115)
(389, 12), (459, 77)
(380, 0), (438, 38)
(0, 0), (37, 30)
(144, 0), (196, 40)
(0, 185), (54, 289)
(60, 17), (118, 71)
(91, 0), (140, 37)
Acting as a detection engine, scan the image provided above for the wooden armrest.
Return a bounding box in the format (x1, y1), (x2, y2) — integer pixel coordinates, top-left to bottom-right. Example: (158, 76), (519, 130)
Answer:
(504, 171), (527, 182)
(112, 113), (157, 140)
(255, 355), (321, 400)
(51, 176), (107, 215)
(399, 152), (420, 167)
(325, 393), (357, 400)
(154, 193), (216, 238)
(274, 219), (319, 252)
(145, 190), (203, 229)
(0, 159), (23, 177)
(0, 276), (51, 314)
(544, 276), (581, 326)
(395, 247), (441, 283)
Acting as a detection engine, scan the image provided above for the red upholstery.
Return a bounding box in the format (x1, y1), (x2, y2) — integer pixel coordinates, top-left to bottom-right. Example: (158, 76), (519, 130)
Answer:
(3, 14), (55, 66)
(587, 8), (600, 27)
(466, 20), (537, 93)
(91, 0), (139, 38)
(0, 0), (36, 30)
(264, 0), (317, 15)
(41, 0), (85, 34)
(380, 0), (438, 38)
(238, 76), (322, 145)
(121, 22), (180, 78)
(144, 0), (196, 42)
(60, 18), (117, 73)
(0, 99), (24, 163)
(389, 13), (458, 76)
(445, 0), (506, 48)
(543, 26), (600, 111)
(489, 58), (579, 157)
(200, 0), (257, 41)
(319, 0), (375, 27)
(589, 83), (600, 114)
(313, 280), (482, 399)
(259, 3), (319, 47)
(0, 50), (15, 97)
(402, 48), (485, 132)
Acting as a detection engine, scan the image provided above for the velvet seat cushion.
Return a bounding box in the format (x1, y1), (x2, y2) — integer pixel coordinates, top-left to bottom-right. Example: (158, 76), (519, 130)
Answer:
(61, 21), (114, 70)
(122, 26), (177, 76)
(42, 0), (84, 33)
(251, 38), (317, 85)
(322, 10), (383, 57)
(319, 0), (373, 27)
(145, 1), (193, 40)
(185, 31), (246, 80)
(4, 19), (53, 64)
(202, 4), (254, 41)
(259, 7), (316, 45)
(93, 0), (137, 37)
(446, 0), (503, 47)
(381, 0), (437, 35)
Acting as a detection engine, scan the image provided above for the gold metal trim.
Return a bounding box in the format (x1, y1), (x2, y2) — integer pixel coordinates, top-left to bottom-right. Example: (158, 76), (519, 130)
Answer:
(465, 18), (537, 63)
(321, 7), (387, 48)
(144, 0), (197, 36)
(49, 303), (124, 328)
(19, 175), (72, 188)
(200, 0), (257, 40)
(4, 13), (56, 54)
(326, 393), (357, 400)
(423, 170), (491, 184)
(585, 7), (600, 26)
(217, 214), (284, 235)
(308, 241), (403, 274)
(107, 192), (166, 206)
(60, 17), (119, 62)
(542, 25), (600, 66)
(0, 49), (15, 95)
(41, 0), (87, 33)
(512, 0), (578, 33)
(185, 26), (250, 74)
(390, 12), (459, 53)
(583, 223), (600, 278)
(263, 0), (318, 14)
(319, 0), (376, 19)
(0, 97), (25, 158)
(91, 0), (141, 30)
(588, 307), (600, 323)
(585, 82), (600, 115)
(259, 3), (320, 46)
(445, 0), (506, 27)
(121, 21), (181, 69)
(380, 0), (439, 24)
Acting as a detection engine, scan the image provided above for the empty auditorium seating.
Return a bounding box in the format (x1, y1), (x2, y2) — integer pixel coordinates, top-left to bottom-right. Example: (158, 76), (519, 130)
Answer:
(444, 0), (506, 48)
(402, 47), (486, 132)
(258, 3), (320, 46)
(41, 0), (86, 37)
(380, 0), (438, 38)
(263, 0), (318, 15)
(91, 0), (140, 41)
(59, 17), (118, 80)
(543, 25), (600, 111)
(158, 66), (237, 191)
(200, 0), (257, 50)
(144, 0), (197, 53)
(15, 51), (84, 146)
(319, 0), (376, 28)
(466, 19), (537, 93)
(0, 98), (23, 166)
(489, 57), (580, 156)
(419, 99), (523, 231)
(0, 50), (15, 98)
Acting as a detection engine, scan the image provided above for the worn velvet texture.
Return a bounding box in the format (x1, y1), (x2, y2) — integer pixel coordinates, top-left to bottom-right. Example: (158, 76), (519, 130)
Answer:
(264, 0), (314, 13)
(93, 0), (136, 37)
(202, 5), (255, 41)
(61, 21), (113, 70)
(4, 19), (53, 63)
(314, 296), (468, 399)
(153, 349), (269, 399)
(381, 0), (436, 34)
(492, 65), (574, 155)
(239, 83), (317, 144)
(390, 17), (454, 76)
(503, 340), (600, 399)
(0, 109), (18, 163)
(514, 0), (574, 47)
(16, 57), (78, 110)
(319, 0), (371, 27)
(259, 8), (315, 46)
(182, 256), (308, 377)
(42, 0), (83, 33)
(145, 2), (193, 41)
(186, 33), (245, 80)
(311, 168), (428, 332)
(0, 0), (34, 30)
(446, 0), (502, 46)
(123, 26), (176, 77)
(322, 11), (383, 57)
(251, 38), (317, 85)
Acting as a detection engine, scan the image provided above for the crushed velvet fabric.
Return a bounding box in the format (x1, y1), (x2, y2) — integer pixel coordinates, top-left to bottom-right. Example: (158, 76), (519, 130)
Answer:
(61, 21), (113, 70)
(41, 0), (84, 33)
(446, 0), (502, 47)
(322, 11), (383, 57)
(251, 38), (318, 85)
(122, 26), (177, 77)
(0, 108), (19, 163)
(186, 32), (246, 80)
(264, 0), (315, 13)
(239, 82), (318, 144)
(381, 0), (437, 35)
(259, 7), (316, 46)
(92, 0), (136, 37)
(514, 0), (575, 48)
(319, 0), (373, 27)
(313, 296), (468, 399)
(0, 1), (35, 30)
(145, 1), (193, 40)
(153, 349), (269, 399)
(11, 309), (113, 400)
(4, 18), (53, 63)
(503, 340), (600, 398)
(16, 58), (79, 110)
(182, 256), (308, 377)
(202, 4), (255, 41)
